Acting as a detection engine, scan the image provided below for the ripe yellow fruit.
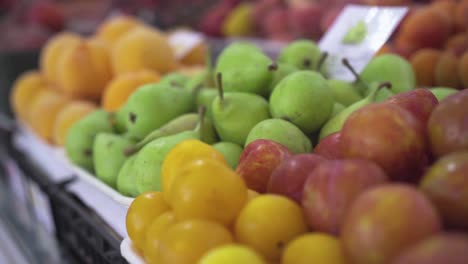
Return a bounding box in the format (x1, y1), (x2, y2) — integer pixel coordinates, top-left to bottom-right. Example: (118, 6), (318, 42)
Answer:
(282, 233), (346, 264)
(235, 194), (308, 261)
(52, 101), (96, 145)
(10, 71), (48, 121)
(143, 211), (177, 264)
(95, 15), (143, 48)
(198, 244), (266, 264)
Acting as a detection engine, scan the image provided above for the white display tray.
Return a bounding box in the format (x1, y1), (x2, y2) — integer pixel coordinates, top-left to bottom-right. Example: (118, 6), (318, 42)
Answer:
(120, 237), (145, 264)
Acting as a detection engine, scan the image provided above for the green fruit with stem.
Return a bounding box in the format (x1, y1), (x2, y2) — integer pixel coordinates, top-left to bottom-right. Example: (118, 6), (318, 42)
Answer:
(212, 73), (271, 146)
(269, 70), (334, 134)
(215, 42), (276, 96)
(268, 63), (299, 95)
(196, 88), (218, 118)
(331, 102), (346, 118)
(116, 155), (139, 197)
(429, 87), (458, 101)
(158, 72), (189, 88)
(122, 83), (193, 140)
(65, 110), (115, 172)
(319, 82), (392, 140)
(212, 142), (243, 169)
(354, 54), (415, 95)
(327, 79), (362, 106)
(124, 113), (200, 156)
(131, 107), (213, 193)
(245, 118), (312, 154)
(93, 133), (135, 188)
(277, 40), (328, 76)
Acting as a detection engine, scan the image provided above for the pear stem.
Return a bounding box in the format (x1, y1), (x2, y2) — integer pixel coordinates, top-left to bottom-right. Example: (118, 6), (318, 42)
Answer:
(216, 72), (224, 102)
(370, 82), (392, 101)
(197, 105), (206, 140)
(342, 58), (362, 83)
(124, 145), (137, 157)
(316, 52), (329, 71)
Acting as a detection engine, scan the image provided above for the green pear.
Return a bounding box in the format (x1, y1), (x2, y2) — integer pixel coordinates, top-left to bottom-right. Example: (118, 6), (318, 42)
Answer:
(124, 113), (200, 155)
(65, 110), (114, 172)
(245, 118), (312, 153)
(212, 142), (243, 169)
(429, 87), (458, 101)
(215, 42), (276, 96)
(269, 71), (334, 134)
(330, 103), (346, 118)
(355, 54), (415, 95)
(277, 40), (328, 77)
(122, 83), (193, 140)
(196, 88), (218, 118)
(114, 108), (127, 134)
(268, 63), (299, 95)
(327, 79), (362, 106)
(158, 72), (189, 88)
(319, 82), (392, 140)
(211, 74), (271, 146)
(116, 155), (139, 197)
(93, 133), (135, 188)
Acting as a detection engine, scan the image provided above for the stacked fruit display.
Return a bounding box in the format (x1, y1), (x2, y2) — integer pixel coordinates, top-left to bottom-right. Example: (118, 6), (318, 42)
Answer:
(9, 15), (207, 146)
(379, 0), (468, 89)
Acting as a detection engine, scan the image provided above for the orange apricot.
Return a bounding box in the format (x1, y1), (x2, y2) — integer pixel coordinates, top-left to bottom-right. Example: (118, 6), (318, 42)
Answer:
(95, 15), (143, 48)
(52, 101), (97, 146)
(101, 69), (160, 111)
(445, 32), (468, 56)
(10, 71), (48, 121)
(40, 32), (82, 85)
(458, 51), (468, 88)
(409, 49), (441, 87)
(111, 27), (178, 75)
(180, 42), (208, 66)
(28, 89), (71, 143)
(55, 38), (112, 100)
(435, 52), (461, 89)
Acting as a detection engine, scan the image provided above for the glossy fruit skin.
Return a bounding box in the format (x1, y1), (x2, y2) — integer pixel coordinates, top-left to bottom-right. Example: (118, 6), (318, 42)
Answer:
(282, 233), (346, 264)
(157, 219), (233, 264)
(235, 194), (308, 261)
(420, 151), (468, 230)
(198, 244), (266, 264)
(392, 233), (468, 264)
(267, 153), (325, 203)
(341, 184), (441, 264)
(313, 132), (343, 159)
(161, 139), (228, 203)
(170, 159), (248, 226)
(302, 159), (388, 234)
(427, 89), (468, 158)
(143, 211), (177, 264)
(236, 139), (293, 193)
(126, 192), (169, 251)
(341, 103), (427, 182)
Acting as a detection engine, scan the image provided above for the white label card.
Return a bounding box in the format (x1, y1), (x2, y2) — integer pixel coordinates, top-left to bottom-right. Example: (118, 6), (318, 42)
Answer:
(169, 30), (204, 60)
(319, 5), (408, 81)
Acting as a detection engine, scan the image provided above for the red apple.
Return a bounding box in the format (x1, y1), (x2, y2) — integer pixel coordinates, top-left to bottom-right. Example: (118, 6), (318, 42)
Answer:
(27, 1), (65, 32)
(288, 3), (324, 39)
(198, 0), (239, 36)
(342, 184), (442, 264)
(252, 0), (283, 33)
(320, 4), (344, 33)
(341, 103), (427, 182)
(427, 89), (468, 158)
(267, 153), (325, 203)
(236, 139), (293, 193)
(302, 159), (388, 234)
(392, 233), (468, 264)
(262, 7), (291, 37)
(420, 151), (468, 230)
(313, 132), (343, 159)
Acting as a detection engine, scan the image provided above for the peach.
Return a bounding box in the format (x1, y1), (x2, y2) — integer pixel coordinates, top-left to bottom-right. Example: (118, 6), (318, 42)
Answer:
(39, 32), (81, 85)
(111, 27), (178, 75)
(409, 49), (441, 87)
(459, 51), (468, 88)
(342, 184), (441, 264)
(392, 233), (468, 264)
(397, 7), (452, 50)
(95, 15), (143, 47)
(52, 101), (97, 146)
(444, 32), (468, 56)
(55, 38), (112, 100)
(28, 89), (70, 143)
(101, 69), (160, 111)
(435, 52), (461, 88)
(10, 70), (48, 121)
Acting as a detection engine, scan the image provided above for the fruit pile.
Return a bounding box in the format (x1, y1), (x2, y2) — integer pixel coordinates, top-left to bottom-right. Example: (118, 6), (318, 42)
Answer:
(9, 15), (207, 146)
(380, 0), (468, 89)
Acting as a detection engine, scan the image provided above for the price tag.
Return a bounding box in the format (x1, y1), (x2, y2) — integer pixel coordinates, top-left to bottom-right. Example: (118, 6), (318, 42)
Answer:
(169, 30), (205, 60)
(319, 5), (408, 81)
